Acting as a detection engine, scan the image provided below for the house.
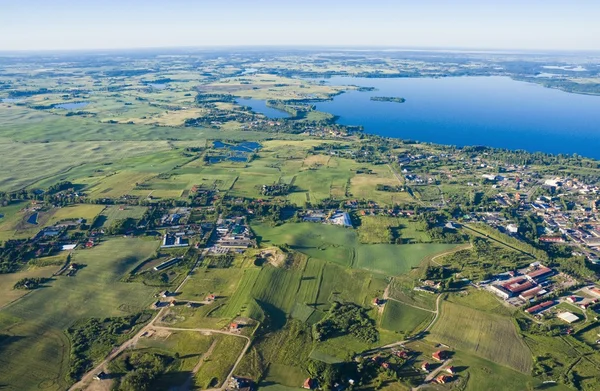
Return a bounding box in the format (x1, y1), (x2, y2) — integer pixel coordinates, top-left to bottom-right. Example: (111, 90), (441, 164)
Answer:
(557, 312), (579, 324)
(230, 322), (240, 331)
(421, 362), (431, 372)
(436, 375), (453, 384)
(206, 294), (216, 302)
(506, 224), (519, 234)
(432, 350), (446, 361)
(373, 297), (383, 306)
(446, 366), (456, 374)
(303, 378), (316, 390)
(381, 362), (390, 369)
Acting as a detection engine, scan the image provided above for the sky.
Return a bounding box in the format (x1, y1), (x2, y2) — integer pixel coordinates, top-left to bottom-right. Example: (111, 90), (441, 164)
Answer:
(0, 0), (599, 51)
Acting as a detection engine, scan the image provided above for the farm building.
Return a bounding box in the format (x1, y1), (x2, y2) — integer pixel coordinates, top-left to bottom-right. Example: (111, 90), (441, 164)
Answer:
(525, 265), (554, 282)
(519, 286), (546, 301)
(525, 300), (555, 314)
(154, 257), (182, 271)
(557, 312), (579, 323)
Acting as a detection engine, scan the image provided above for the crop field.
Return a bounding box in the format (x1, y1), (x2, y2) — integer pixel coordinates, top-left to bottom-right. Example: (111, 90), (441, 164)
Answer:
(194, 335), (247, 389)
(220, 268), (261, 318)
(251, 265), (304, 314)
(380, 300), (433, 335)
(0, 238), (159, 391)
(428, 301), (533, 373)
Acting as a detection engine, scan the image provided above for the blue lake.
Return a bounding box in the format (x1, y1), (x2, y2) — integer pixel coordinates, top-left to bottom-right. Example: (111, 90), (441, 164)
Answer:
(53, 102), (90, 110)
(308, 76), (600, 158)
(236, 98), (291, 119)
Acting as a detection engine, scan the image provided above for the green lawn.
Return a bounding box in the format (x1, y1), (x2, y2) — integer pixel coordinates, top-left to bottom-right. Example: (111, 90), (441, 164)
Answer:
(0, 237), (160, 391)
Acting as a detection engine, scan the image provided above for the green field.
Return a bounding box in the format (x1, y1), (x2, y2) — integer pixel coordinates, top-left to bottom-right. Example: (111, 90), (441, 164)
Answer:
(380, 300), (433, 336)
(95, 204), (148, 227)
(253, 222), (458, 276)
(178, 268), (242, 301)
(0, 238), (159, 391)
(0, 265), (58, 308)
(428, 300), (533, 373)
(45, 204), (105, 226)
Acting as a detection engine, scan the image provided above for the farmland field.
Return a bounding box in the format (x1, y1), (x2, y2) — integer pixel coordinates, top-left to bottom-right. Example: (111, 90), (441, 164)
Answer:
(380, 300), (433, 335)
(428, 300), (533, 373)
(0, 238), (159, 391)
(194, 335), (247, 389)
(178, 268), (242, 301)
(0, 265), (58, 308)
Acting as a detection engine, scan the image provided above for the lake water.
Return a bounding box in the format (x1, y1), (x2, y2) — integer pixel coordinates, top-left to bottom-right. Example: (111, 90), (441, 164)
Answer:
(53, 102), (90, 110)
(308, 76), (600, 158)
(236, 98), (291, 119)
(149, 83), (167, 90)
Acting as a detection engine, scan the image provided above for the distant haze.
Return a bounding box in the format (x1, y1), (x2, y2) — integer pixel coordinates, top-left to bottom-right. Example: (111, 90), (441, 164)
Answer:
(1, 0), (599, 51)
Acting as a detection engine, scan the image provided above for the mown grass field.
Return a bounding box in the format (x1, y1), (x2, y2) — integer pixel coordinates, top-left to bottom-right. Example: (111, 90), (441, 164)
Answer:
(0, 238), (159, 391)
(428, 300), (533, 373)
(380, 300), (433, 335)
(357, 215), (431, 244)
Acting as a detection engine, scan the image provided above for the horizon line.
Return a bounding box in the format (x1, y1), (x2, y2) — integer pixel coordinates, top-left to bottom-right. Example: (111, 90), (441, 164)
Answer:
(1, 45), (599, 56)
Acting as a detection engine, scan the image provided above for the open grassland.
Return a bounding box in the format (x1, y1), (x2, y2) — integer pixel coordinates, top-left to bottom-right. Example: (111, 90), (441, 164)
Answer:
(194, 335), (247, 389)
(380, 300), (433, 335)
(0, 238), (159, 391)
(428, 300), (533, 373)
(253, 222), (457, 276)
(0, 265), (58, 308)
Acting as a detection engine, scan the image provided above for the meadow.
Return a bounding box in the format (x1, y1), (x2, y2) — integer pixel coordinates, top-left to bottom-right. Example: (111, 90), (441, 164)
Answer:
(0, 238), (159, 391)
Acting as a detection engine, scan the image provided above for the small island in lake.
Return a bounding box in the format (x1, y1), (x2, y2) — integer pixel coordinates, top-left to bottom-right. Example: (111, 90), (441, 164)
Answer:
(370, 96), (406, 103)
